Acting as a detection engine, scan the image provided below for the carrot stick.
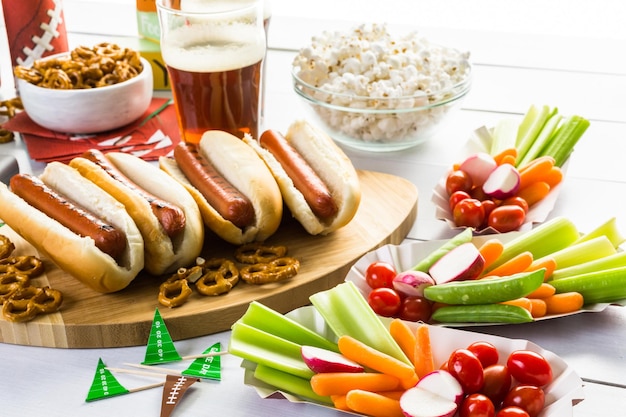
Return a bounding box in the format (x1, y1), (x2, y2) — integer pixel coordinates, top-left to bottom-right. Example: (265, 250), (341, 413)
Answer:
(330, 394), (351, 411)
(482, 251), (534, 278)
(310, 372), (401, 396)
(544, 166), (563, 188)
(524, 256), (557, 281)
(526, 282), (556, 299)
(338, 335), (416, 381)
(518, 156), (555, 190)
(478, 238), (505, 271)
(518, 155), (556, 173)
(517, 181), (551, 207)
(501, 297), (533, 314)
(389, 319), (416, 364)
(413, 323), (435, 379)
(345, 389), (405, 417)
(500, 154), (517, 166)
(529, 298), (547, 317)
(493, 147), (518, 166)
(544, 292), (584, 315)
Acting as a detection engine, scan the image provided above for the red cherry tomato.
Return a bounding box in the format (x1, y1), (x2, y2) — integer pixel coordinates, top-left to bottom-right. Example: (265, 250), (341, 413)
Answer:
(501, 196), (529, 214)
(460, 393), (496, 417)
(470, 185), (488, 201)
(481, 364), (512, 407)
(446, 170), (473, 195)
(448, 348), (485, 394)
(453, 198), (485, 229)
(365, 261), (397, 289)
(467, 341), (499, 368)
(449, 190), (471, 211)
(480, 200), (498, 228)
(503, 385), (545, 417)
(367, 287), (402, 317)
(398, 296), (433, 322)
(496, 407), (530, 417)
(506, 350), (553, 387)
(488, 205), (526, 233)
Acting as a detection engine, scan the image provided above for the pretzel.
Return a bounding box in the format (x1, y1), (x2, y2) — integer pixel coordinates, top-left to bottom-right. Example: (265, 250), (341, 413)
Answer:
(1, 285), (63, 322)
(0, 272), (30, 303)
(235, 242), (288, 264)
(0, 129), (13, 143)
(240, 257), (300, 285)
(0, 97), (23, 119)
(195, 258), (239, 296)
(0, 255), (44, 277)
(0, 235), (15, 259)
(158, 275), (193, 308)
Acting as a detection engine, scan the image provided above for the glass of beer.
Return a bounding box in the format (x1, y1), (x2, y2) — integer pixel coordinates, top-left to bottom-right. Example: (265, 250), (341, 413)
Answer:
(156, 0), (266, 143)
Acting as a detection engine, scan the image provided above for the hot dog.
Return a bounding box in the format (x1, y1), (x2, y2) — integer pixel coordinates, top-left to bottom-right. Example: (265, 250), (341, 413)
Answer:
(0, 162), (144, 293)
(159, 130), (283, 245)
(245, 120), (361, 235)
(69, 150), (204, 276)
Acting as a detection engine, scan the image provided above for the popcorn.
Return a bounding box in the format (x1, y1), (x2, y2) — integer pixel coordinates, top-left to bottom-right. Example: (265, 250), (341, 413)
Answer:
(292, 24), (471, 146)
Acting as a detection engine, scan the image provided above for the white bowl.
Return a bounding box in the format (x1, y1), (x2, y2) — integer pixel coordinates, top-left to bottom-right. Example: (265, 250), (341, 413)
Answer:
(16, 54), (153, 134)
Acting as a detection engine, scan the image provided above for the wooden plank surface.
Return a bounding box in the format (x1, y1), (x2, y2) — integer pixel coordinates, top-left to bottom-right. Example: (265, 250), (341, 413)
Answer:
(0, 170), (418, 348)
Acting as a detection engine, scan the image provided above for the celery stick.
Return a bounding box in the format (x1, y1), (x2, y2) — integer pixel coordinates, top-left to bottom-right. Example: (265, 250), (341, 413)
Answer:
(229, 322), (314, 379)
(516, 105), (556, 163)
(516, 113), (562, 167)
(253, 364), (333, 404)
(539, 115), (590, 167)
(490, 118), (519, 156)
(551, 251), (626, 281)
(573, 217), (626, 248)
(239, 301), (339, 352)
(549, 266), (626, 304)
(309, 282), (411, 365)
(412, 227), (473, 272)
(485, 217), (579, 272)
(537, 236), (616, 270)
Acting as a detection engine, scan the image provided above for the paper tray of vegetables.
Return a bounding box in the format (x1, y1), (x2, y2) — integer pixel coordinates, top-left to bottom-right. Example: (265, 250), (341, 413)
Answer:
(345, 216), (626, 326)
(432, 105), (590, 234)
(229, 285), (585, 417)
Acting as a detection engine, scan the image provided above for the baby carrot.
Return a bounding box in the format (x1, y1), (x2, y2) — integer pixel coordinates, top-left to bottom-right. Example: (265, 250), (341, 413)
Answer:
(330, 394), (350, 411)
(501, 297), (533, 314)
(345, 389), (404, 417)
(338, 335), (416, 381)
(310, 372), (401, 396)
(529, 298), (548, 317)
(518, 155), (556, 173)
(525, 256), (557, 281)
(389, 318), (416, 364)
(478, 238), (505, 271)
(482, 251), (534, 278)
(493, 147), (518, 166)
(518, 156), (555, 190)
(526, 282), (556, 299)
(413, 323), (435, 379)
(544, 292), (584, 315)
(544, 166), (563, 188)
(517, 181), (551, 207)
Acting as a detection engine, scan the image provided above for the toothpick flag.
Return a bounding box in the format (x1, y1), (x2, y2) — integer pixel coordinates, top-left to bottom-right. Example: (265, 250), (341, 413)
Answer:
(86, 358), (130, 401)
(182, 342), (222, 381)
(160, 374), (200, 417)
(143, 308), (182, 365)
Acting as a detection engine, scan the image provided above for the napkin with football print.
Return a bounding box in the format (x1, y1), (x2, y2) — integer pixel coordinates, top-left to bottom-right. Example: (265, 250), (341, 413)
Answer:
(2, 97), (180, 162)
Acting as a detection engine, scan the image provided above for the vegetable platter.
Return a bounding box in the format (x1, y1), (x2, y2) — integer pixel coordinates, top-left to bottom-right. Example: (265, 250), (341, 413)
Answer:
(432, 105), (589, 235)
(345, 216), (626, 326)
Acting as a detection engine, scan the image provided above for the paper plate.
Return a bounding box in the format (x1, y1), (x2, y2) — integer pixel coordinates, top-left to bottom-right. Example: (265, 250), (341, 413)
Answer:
(242, 305), (585, 417)
(432, 126), (567, 235)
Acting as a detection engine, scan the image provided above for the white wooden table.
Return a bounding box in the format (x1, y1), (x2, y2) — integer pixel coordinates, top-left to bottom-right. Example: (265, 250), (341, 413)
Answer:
(1, 1), (625, 416)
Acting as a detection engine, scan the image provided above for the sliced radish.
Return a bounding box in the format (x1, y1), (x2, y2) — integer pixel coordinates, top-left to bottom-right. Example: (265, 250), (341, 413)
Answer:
(428, 242), (485, 284)
(482, 163), (521, 200)
(399, 370), (464, 417)
(393, 271), (435, 297)
(301, 345), (364, 373)
(458, 153), (498, 187)
(415, 370), (465, 405)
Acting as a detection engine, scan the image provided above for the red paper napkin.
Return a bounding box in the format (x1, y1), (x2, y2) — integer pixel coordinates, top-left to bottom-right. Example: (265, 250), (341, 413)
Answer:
(2, 97), (181, 163)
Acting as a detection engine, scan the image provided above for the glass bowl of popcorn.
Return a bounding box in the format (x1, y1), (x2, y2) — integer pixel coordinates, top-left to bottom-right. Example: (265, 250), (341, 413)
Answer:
(292, 24), (472, 152)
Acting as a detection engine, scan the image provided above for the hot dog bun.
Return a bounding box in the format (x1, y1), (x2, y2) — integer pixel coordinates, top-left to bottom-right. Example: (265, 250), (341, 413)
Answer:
(0, 162), (144, 293)
(69, 152), (204, 276)
(246, 120), (361, 235)
(159, 131), (283, 245)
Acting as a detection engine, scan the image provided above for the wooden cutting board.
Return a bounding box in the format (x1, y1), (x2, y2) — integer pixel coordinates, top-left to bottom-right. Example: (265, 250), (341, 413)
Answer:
(0, 170), (417, 348)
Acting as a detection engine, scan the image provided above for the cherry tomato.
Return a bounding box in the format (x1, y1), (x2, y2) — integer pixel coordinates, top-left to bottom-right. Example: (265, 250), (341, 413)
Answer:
(367, 287), (402, 317)
(496, 407), (530, 417)
(503, 385), (545, 417)
(398, 296), (433, 322)
(488, 205), (526, 233)
(470, 185), (488, 201)
(467, 341), (499, 368)
(480, 200), (498, 228)
(481, 364), (512, 407)
(501, 196), (529, 213)
(460, 393), (496, 417)
(453, 198), (485, 229)
(365, 261), (397, 289)
(506, 350), (553, 387)
(449, 190), (471, 211)
(448, 348), (485, 394)
(446, 170), (473, 195)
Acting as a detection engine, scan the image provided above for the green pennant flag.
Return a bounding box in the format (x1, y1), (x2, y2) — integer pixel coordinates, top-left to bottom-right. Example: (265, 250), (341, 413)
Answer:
(85, 358), (130, 402)
(142, 308), (182, 365)
(182, 342), (222, 380)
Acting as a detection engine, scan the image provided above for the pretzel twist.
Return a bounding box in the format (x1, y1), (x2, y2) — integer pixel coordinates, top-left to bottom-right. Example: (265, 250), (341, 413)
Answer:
(235, 242), (288, 264)
(1, 285), (63, 322)
(240, 257), (300, 285)
(158, 275), (193, 308)
(0, 235), (15, 259)
(195, 258), (239, 296)
(0, 255), (45, 277)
